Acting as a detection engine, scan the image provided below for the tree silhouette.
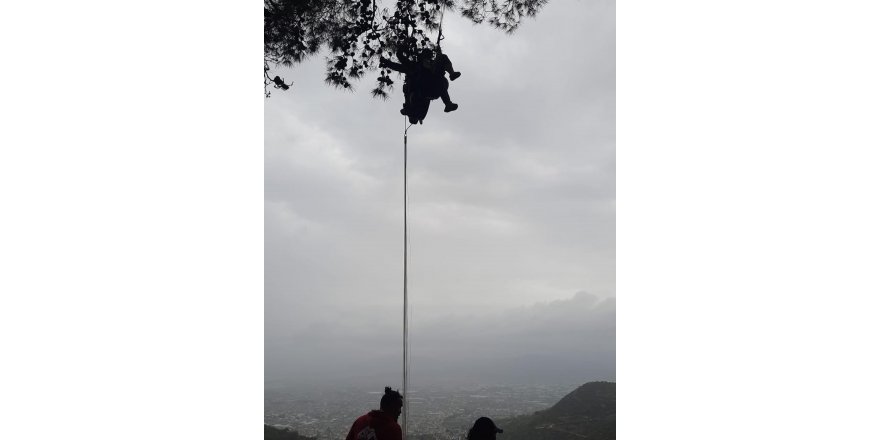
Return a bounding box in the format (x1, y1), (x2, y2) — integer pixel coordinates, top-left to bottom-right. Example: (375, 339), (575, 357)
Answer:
(264, 0), (548, 97)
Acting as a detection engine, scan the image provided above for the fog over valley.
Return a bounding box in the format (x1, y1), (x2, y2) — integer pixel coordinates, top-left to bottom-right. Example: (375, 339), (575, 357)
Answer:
(265, 292), (614, 389)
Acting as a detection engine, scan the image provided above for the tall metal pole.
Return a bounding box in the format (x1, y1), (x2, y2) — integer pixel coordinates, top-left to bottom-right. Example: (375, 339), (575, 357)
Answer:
(402, 124), (409, 440)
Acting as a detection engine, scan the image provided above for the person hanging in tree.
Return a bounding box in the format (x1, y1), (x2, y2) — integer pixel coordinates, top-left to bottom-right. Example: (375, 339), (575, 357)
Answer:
(380, 47), (461, 121)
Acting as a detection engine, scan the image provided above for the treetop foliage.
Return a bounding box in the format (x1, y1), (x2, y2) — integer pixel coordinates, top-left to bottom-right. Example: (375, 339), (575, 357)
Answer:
(264, 0), (548, 97)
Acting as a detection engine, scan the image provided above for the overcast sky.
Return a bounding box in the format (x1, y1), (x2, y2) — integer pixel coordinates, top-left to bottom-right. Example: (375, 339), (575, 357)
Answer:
(265, 0), (615, 389)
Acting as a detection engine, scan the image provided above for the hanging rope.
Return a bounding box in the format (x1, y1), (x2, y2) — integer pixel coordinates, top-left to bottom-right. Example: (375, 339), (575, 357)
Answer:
(402, 117), (413, 440)
(436, 6), (445, 47)
(402, 5), (443, 437)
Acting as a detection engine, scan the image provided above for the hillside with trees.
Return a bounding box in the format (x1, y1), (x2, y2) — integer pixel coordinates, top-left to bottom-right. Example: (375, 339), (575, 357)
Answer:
(264, 424), (317, 440)
(496, 382), (615, 440)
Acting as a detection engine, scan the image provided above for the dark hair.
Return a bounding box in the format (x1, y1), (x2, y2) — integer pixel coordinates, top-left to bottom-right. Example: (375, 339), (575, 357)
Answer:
(380, 386), (403, 410)
(467, 417), (502, 440)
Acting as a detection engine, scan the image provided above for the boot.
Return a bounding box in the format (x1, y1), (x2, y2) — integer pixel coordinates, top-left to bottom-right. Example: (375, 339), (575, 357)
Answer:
(449, 71), (461, 81)
(444, 102), (458, 112)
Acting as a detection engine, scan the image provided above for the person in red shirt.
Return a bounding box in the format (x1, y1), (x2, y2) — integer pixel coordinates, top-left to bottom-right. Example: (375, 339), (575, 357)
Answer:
(345, 387), (404, 440)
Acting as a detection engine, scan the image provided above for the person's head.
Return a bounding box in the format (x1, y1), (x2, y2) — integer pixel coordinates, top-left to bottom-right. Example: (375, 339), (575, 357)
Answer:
(467, 417), (503, 440)
(418, 48), (434, 64)
(380, 386), (404, 421)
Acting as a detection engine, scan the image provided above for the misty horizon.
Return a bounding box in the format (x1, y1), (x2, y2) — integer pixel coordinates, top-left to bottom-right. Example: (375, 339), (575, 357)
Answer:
(266, 291), (615, 390)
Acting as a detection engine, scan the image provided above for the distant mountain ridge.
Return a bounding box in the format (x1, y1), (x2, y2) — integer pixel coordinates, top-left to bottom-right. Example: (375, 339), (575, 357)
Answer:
(497, 381), (615, 440)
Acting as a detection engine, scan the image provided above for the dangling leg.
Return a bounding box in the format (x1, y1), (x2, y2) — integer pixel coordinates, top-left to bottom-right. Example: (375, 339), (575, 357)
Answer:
(412, 96), (429, 124)
(437, 53), (461, 81)
(437, 78), (458, 112)
(440, 90), (458, 112)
